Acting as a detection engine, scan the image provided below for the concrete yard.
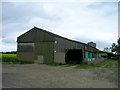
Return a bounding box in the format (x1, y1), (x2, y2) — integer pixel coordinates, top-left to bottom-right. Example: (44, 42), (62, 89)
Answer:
(2, 64), (118, 88)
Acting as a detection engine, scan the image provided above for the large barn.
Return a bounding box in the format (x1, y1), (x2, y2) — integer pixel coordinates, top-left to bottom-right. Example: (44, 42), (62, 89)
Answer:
(17, 27), (101, 64)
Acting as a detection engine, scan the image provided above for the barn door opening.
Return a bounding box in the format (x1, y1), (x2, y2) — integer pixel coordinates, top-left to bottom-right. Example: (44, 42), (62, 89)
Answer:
(65, 49), (83, 64)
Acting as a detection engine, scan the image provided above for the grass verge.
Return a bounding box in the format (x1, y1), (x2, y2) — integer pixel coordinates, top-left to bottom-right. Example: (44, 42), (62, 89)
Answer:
(75, 64), (95, 69)
(46, 63), (65, 66)
(76, 59), (118, 69)
(65, 64), (76, 67)
(104, 61), (113, 68)
(2, 61), (33, 64)
(47, 59), (118, 69)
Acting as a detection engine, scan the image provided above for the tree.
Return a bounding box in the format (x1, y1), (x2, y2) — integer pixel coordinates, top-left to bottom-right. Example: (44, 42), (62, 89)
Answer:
(103, 47), (111, 52)
(116, 38), (120, 53)
(111, 38), (120, 54)
(111, 43), (117, 52)
(118, 38), (120, 44)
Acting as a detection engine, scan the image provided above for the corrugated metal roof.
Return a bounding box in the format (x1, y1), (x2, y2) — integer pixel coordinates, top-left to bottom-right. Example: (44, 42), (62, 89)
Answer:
(17, 26), (99, 50)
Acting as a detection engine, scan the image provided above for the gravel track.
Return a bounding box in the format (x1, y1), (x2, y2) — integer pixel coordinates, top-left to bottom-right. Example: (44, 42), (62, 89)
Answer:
(2, 63), (118, 88)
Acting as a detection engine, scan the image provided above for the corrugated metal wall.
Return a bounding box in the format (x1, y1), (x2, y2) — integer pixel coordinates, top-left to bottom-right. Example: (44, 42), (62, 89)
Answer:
(54, 37), (84, 52)
(54, 37), (99, 63)
(34, 42), (54, 63)
(54, 37), (85, 63)
(54, 37), (98, 53)
(17, 28), (55, 43)
(17, 43), (35, 62)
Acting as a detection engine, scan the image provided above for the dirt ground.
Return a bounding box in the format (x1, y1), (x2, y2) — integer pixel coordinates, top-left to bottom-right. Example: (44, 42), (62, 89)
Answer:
(2, 63), (118, 88)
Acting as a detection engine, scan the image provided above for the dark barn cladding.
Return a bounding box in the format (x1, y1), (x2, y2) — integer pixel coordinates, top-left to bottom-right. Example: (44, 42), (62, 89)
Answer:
(17, 27), (100, 64)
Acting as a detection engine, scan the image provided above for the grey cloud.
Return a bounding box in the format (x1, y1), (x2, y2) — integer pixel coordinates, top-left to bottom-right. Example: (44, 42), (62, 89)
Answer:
(1, 2), (118, 51)
(2, 2), (61, 24)
(87, 2), (117, 9)
(2, 38), (15, 44)
(95, 41), (112, 50)
(87, 2), (117, 17)
(74, 38), (113, 50)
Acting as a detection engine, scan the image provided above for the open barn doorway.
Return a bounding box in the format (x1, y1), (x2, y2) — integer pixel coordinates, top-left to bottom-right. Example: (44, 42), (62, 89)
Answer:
(65, 49), (83, 64)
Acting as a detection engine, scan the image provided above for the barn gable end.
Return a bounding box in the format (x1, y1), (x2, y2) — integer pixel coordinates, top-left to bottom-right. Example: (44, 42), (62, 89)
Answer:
(17, 27), (55, 43)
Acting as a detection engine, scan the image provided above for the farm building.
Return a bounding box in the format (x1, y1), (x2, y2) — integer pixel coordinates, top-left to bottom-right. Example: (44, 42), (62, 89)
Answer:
(99, 51), (118, 60)
(17, 27), (101, 64)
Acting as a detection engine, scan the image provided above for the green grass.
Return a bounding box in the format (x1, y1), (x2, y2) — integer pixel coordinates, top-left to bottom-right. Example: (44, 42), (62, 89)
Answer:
(75, 64), (95, 69)
(0, 54), (17, 62)
(100, 69), (106, 73)
(65, 64), (76, 67)
(104, 61), (113, 68)
(1, 53), (118, 67)
(115, 61), (118, 68)
(46, 63), (65, 66)
(118, 60), (120, 68)
(95, 60), (108, 67)
(0, 54), (33, 64)
(47, 63), (76, 67)
(46, 59), (118, 69)
(117, 60), (120, 73)
(76, 59), (118, 69)
(75, 60), (107, 69)
(103, 59), (118, 68)
(2, 61), (33, 64)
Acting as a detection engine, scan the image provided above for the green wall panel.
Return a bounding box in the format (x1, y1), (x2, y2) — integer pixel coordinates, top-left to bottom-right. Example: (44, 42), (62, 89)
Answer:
(35, 42), (54, 63)
(85, 51), (89, 58)
(89, 52), (92, 58)
(85, 51), (93, 58)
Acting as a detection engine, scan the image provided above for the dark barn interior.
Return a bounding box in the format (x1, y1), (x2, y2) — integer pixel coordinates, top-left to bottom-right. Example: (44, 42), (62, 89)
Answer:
(65, 49), (83, 64)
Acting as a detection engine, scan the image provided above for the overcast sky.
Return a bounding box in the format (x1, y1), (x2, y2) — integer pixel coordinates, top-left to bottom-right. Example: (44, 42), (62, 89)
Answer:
(1, 1), (118, 51)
